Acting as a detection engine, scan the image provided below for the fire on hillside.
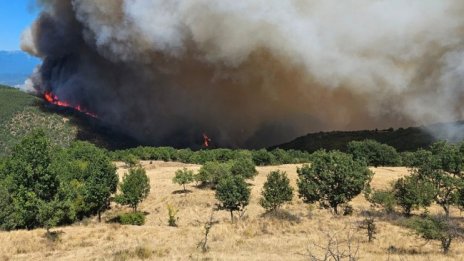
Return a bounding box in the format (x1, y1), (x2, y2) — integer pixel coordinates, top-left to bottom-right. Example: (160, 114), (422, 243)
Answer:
(43, 91), (98, 118)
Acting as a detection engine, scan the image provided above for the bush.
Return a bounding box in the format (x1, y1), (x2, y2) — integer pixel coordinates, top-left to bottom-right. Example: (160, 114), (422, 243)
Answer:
(366, 189), (396, 213)
(167, 204), (178, 227)
(116, 168), (151, 212)
(260, 170), (293, 212)
(216, 175), (250, 222)
(123, 154), (139, 168)
(252, 149), (276, 166)
(297, 150), (372, 214)
(118, 212), (145, 226)
(230, 159), (258, 180)
(195, 161), (231, 187)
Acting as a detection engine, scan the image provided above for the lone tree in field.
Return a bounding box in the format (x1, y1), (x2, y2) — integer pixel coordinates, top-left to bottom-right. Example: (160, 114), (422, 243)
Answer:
(116, 167), (150, 212)
(173, 167), (195, 193)
(297, 150), (373, 215)
(260, 170), (293, 212)
(215, 175), (250, 222)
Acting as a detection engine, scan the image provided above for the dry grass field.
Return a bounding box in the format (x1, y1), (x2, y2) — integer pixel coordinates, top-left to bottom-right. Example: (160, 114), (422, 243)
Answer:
(0, 162), (463, 261)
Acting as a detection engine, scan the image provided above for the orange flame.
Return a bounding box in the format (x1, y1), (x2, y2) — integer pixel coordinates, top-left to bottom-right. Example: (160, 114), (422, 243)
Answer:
(43, 91), (97, 118)
(203, 133), (211, 147)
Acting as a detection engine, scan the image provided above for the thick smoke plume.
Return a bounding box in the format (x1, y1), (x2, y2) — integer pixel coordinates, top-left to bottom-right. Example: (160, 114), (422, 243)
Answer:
(21, 0), (464, 148)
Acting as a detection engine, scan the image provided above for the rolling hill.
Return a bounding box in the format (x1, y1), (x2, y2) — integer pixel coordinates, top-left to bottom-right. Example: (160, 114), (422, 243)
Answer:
(272, 122), (464, 153)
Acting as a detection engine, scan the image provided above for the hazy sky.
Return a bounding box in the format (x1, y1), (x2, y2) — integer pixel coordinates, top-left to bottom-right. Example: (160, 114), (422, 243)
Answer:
(0, 1), (39, 51)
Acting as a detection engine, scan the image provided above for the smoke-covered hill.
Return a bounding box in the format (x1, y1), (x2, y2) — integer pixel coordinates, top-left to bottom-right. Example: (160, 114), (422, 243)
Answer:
(272, 122), (464, 153)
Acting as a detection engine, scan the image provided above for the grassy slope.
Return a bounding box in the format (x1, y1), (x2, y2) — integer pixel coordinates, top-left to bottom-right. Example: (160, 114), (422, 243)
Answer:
(0, 85), (78, 156)
(0, 162), (462, 260)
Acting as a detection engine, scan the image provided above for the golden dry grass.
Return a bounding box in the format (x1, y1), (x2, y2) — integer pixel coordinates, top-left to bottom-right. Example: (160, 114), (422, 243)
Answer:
(0, 162), (463, 261)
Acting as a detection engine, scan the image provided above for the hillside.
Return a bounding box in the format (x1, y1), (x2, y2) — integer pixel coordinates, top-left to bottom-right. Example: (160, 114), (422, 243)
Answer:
(271, 123), (464, 153)
(0, 162), (462, 260)
(0, 85), (137, 156)
(0, 85), (78, 156)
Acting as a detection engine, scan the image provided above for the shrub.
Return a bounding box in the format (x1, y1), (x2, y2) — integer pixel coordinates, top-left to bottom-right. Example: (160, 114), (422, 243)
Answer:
(366, 189), (396, 213)
(260, 170), (293, 212)
(252, 149), (276, 166)
(118, 212), (145, 226)
(195, 161), (231, 187)
(230, 159), (258, 180)
(215, 175), (250, 222)
(167, 204), (178, 227)
(297, 150), (373, 214)
(123, 154), (139, 168)
(173, 168), (195, 193)
(116, 168), (151, 212)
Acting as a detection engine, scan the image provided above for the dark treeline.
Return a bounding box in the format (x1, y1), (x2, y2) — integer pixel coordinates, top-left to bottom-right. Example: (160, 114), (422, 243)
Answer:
(109, 147), (314, 166)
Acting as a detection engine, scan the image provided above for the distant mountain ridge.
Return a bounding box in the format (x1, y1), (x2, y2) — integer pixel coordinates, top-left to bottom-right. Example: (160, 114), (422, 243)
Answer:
(0, 50), (40, 86)
(271, 122), (464, 153)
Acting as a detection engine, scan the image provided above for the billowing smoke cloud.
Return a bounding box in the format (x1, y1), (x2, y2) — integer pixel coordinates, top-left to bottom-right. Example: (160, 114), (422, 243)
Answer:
(21, 0), (464, 148)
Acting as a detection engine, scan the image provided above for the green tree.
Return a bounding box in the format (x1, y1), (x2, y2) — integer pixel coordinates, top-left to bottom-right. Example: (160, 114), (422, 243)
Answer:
(215, 175), (250, 222)
(410, 216), (461, 254)
(297, 150), (373, 214)
(57, 141), (118, 222)
(195, 161), (231, 187)
(0, 130), (61, 230)
(252, 149), (276, 166)
(173, 168), (195, 193)
(116, 168), (151, 212)
(260, 170), (293, 212)
(410, 143), (464, 217)
(230, 159), (258, 180)
(347, 140), (400, 167)
(393, 175), (435, 215)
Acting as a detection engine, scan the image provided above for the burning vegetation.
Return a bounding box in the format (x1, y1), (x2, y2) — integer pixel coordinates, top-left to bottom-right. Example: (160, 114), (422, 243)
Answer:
(43, 91), (97, 118)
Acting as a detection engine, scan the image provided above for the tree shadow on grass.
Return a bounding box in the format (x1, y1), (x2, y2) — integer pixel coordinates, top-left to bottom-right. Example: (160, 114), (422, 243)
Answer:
(43, 230), (64, 242)
(172, 189), (193, 195)
(261, 209), (302, 223)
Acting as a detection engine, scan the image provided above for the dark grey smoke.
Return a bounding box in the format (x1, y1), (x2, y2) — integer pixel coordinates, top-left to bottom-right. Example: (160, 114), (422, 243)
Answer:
(21, 0), (464, 148)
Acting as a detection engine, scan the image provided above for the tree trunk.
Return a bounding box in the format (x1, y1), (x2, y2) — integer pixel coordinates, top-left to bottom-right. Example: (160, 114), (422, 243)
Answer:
(333, 205), (339, 215)
(443, 204), (450, 218)
(98, 211), (101, 223)
(442, 235), (452, 254)
(230, 210), (234, 222)
(183, 184), (186, 193)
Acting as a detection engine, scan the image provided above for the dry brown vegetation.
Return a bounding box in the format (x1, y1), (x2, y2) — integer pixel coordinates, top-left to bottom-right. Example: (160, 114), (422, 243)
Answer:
(0, 162), (463, 261)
